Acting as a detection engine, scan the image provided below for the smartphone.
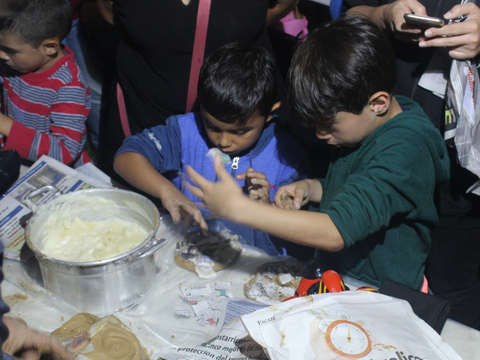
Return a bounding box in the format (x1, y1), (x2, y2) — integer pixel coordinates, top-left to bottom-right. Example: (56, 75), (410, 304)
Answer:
(404, 13), (445, 28)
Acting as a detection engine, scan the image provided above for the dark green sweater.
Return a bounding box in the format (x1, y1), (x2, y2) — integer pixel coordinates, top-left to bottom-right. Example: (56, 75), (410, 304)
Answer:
(312, 96), (450, 289)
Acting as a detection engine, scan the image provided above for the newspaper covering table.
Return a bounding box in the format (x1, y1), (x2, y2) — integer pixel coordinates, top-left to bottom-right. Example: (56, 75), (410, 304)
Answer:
(1, 158), (479, 360)
(3, 234), (480, 360)
(0, 155), (111, 260)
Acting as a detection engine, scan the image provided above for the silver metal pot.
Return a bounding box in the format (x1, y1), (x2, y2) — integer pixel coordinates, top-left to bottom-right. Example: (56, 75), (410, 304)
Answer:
(25, 188), (166, 316)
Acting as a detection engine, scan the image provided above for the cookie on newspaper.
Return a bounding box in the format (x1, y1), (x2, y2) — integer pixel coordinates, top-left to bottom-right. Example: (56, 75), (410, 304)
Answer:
(244, 260), (306, 304)
(175, 229), (242, 278)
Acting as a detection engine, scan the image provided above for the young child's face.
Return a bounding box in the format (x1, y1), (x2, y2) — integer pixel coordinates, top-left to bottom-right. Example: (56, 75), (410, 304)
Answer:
(0, 32), (52, 74)
(201, 109), (270, 156)
(316, 106), (378, 147)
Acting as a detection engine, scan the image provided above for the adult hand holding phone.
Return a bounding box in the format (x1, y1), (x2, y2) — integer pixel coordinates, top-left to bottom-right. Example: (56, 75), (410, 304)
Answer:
(404, 13), (444, 29)
(375, 0), (428, 33)
(419, 2), (480, 59)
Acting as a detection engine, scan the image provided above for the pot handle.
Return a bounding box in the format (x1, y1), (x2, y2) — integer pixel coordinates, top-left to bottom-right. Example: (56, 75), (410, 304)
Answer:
(127, 238), (167, 261)
(22, 185), (58, 211)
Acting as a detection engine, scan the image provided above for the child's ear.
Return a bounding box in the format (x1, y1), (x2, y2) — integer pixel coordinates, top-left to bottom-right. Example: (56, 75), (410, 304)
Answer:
(368, 91), (391, 116)
(266, 101), (281, 123)
(40, 38), (61, 57)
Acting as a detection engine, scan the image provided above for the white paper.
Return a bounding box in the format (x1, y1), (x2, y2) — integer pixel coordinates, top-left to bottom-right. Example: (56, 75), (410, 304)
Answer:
(241, 291), (462, 360)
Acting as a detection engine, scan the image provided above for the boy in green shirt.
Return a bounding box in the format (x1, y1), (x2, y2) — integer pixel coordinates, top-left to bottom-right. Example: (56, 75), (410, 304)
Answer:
(186, 16), (450, 290)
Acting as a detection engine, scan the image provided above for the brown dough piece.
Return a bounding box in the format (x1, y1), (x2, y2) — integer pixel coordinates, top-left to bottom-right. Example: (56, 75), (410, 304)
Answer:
(3, 293), (28, 307)
(52, 313), (100, 341)
(52, 314), (149, 360)
(175, 230), (241, 273)
(84, 316), (148, 360)
(175, 254), (233, 273)
(52, 313), (100, 354)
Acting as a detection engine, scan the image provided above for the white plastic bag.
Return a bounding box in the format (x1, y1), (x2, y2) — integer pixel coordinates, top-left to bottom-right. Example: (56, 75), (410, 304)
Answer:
(448, 59), (480, 181)
(241, 291), (461, 360)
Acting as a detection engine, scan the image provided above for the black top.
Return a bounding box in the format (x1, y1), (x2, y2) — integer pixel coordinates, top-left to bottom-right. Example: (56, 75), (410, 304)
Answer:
(113, 0), (269, 131)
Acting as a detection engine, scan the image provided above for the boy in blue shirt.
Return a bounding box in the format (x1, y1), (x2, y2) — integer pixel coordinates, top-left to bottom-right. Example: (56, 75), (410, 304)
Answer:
(114, 42), (306, 255)
(186, 17), (450, 290)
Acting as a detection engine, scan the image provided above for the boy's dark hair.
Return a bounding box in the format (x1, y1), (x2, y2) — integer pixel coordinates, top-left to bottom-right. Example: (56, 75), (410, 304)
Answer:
(0, 0), (72, 47)
(198, 41), (277, 125)
(287, 16), (396, 132)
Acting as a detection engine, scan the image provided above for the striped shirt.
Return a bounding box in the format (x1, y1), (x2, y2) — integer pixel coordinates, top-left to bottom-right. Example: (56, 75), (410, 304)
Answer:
(0, 47), (90, 167)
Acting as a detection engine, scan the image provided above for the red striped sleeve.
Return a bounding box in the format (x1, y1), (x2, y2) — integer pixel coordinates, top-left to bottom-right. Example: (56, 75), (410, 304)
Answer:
(37, 132), (51, 159)
(50, 125), (84, 143)
(3, 121), (36, 158)
(81, 150), (91, 164)
(51, 102), (90, 117)
(60, 142), (74, 164)
(5, 86), (51, 118)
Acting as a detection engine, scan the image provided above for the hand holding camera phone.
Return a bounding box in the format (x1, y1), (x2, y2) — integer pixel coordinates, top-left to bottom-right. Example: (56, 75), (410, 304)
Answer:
(404, 13), (445, 28)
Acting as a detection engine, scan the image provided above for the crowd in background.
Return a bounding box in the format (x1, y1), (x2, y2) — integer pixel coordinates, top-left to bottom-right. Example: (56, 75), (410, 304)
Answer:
(0, 0), (479, 358)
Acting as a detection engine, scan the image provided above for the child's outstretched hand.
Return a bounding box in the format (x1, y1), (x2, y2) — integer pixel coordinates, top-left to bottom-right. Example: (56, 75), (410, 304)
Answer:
(237, 168), (271, 203)
(160, 183), (208, 230)
(274, 179), (316, 210)
(185, 155), (246, 220)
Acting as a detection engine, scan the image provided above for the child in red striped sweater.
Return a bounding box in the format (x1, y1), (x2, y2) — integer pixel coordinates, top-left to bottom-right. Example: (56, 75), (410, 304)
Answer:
(0, 0), (90, 166)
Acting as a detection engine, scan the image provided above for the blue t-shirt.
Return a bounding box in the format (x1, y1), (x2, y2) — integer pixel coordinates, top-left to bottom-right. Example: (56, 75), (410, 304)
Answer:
(116, 112), (307, 255)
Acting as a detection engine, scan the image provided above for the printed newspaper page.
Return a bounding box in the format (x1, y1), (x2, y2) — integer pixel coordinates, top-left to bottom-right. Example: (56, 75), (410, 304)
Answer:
(153, 316), (268, 360)
(0, 155), (111, 260)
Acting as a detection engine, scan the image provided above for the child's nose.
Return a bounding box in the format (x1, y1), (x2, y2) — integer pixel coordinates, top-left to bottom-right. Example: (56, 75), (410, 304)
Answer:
(0, 51), (10, 62)
(217, 133), (231, 148)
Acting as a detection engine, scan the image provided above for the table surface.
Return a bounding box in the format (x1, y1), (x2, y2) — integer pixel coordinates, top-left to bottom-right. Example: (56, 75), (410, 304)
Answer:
(2, 222), (480, 360)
